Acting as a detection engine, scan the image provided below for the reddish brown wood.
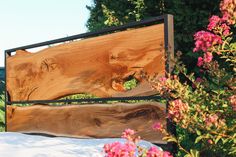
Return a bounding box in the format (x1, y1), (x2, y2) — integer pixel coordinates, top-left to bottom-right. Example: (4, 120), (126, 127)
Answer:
(7, 103), (166, 143)
(7, 24), (165, 101)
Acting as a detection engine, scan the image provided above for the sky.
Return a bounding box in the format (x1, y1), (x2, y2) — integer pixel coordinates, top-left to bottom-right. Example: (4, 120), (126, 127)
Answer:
(0, 0), (92, 67)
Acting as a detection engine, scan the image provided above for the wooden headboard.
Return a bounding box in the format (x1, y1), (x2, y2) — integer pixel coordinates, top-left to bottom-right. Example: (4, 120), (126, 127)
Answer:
(5, 14), (174, 144)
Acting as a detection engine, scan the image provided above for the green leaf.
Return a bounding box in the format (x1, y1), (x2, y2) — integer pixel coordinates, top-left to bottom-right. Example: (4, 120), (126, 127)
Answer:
(190, 149), (200, 157)
(195, 136), (203, 144)
(162, 136), (177, 143)
(222, 138), (229, 144)
(215, 136), (221, 144)
(222, 104), (228, 108)
(196, 129), (201, 136)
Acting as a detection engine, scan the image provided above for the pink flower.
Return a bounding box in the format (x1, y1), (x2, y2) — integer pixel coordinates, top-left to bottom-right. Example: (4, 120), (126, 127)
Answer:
(223, 29), (230, 36)
(147, 146), (162, 157)
(207, 15), (231, 36)
(152, 122), (163, 131)
(192, 77), (203, 88)
(229, 95), (236, 111)
(220, 23), (231, 36)
(205, 114), (219, 127)
(193, 31), (222, 53)
(203, 52), (213, 63)
(221, 13), (230, 22)
(197, 57), (204, 67)
(121, 129), (135, 141)
(152, 77), (169, 94)
(207, 15), (221, 31)
(159, 77), (167, 82)
(221, 23), (230, 31)
(104, 142), (136, 157)
(168, 99), (189, 122)
(196, 52), (213, 67)
(163, 151), (173, 157)
(220, 0), (236, 25)
(193, 40), (203, 52)
(147, 147), (173, 157)
(196, 77), (203, 83)
(104, 129), (173, 157)
(208, 139), (213, 144)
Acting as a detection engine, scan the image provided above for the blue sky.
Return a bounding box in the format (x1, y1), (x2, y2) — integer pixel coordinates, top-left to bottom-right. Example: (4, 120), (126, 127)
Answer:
(0, 0), (92, 67)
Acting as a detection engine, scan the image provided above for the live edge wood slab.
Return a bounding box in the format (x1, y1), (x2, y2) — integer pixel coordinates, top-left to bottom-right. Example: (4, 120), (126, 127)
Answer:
(7, 102), (166, 143)
(6, 23), (165, 101)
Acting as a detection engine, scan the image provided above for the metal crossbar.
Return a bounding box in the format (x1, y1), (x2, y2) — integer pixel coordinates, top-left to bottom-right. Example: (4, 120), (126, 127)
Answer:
(7, 95), (162, 105)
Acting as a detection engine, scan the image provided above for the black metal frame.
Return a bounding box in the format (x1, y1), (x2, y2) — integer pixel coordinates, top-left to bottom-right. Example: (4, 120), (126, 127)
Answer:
(4, 14), (175, 151)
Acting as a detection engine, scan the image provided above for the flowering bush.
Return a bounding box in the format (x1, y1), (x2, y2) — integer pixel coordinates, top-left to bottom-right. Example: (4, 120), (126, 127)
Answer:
(104, 0), (235, 156)
(148, 0), (236, 156)
(103, 129), (173, 157)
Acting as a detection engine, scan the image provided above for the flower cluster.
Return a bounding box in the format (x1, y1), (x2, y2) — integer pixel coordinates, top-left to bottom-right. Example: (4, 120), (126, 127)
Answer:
(151, 1), (236, 156)
(207, 15), (222, 31)
(140, 0), (236, 156)
(204, 114), (226, 129)
(220, 0), (236, 25)
(152, 122), (164, 132)
(204, 114), (219, 127)
(148, 75), (181, 97)
(194, 0), (236, 68)
(193, 30), (222, 66)
(168, 99), (189, 123)
(207, 15), (231, 36)
(103, 129), (172, 157)
(104, 141), (136, 157)
(147, 146), (172, 157)
(104, 1), (235, 156)
(121, 129), (135, 141)
(197, 52), (214, 67)
(229, 95), (236, 111)
(193, 31), (222, 53)
(150, 76), (168, 94)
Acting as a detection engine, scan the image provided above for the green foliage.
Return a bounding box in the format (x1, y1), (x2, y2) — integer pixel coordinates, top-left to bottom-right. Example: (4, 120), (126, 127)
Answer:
(86, 0), (220, 70)
(164, 0), (220, 50)
(0, 81), (5, 132)
(153, 31), (236, 157)
(86, 0), (165, 31)
(123, 78), (138, 90)
(155, 59), (235, 156)
(164, 0), (221, 72)
(0, 95), (4, 126)
(146, 1), (236, 155)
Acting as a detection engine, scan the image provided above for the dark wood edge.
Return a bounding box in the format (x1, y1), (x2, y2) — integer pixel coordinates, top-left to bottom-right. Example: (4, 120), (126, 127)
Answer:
(164, 15), (177, 155)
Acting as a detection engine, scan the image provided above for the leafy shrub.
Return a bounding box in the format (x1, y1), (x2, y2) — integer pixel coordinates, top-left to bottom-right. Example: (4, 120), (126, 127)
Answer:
(149, 1), (236, 156)
(103, 1), (235, 156)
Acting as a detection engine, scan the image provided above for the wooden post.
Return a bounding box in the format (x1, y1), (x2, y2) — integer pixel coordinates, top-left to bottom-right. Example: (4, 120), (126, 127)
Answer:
(164, 14), (177, 155)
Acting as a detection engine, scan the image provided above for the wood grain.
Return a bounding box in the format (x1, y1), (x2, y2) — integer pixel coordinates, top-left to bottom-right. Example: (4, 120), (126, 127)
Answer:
(7, 24), (165, 101)
(7, 102), (166, 143)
